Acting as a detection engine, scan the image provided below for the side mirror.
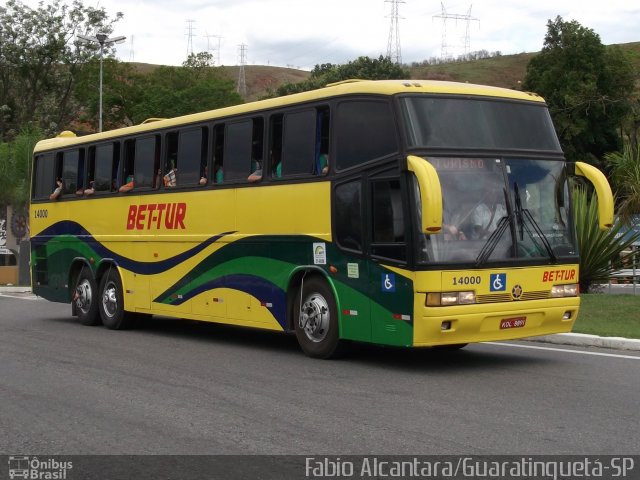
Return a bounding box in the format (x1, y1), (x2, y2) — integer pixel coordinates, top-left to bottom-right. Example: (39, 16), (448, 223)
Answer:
(575, 161), (614, 231)
(407, 155), (443, 234)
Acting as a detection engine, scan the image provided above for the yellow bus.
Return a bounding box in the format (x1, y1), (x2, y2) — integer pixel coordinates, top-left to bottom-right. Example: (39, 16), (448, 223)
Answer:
(29, 79), (613, 358)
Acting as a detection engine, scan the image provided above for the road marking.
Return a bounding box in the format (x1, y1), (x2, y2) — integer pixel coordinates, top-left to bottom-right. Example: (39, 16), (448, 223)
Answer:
(485, 341), (640, 360)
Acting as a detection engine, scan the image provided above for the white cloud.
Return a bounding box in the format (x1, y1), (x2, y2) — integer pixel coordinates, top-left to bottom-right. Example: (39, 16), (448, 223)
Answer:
(17, 0), (640, 68)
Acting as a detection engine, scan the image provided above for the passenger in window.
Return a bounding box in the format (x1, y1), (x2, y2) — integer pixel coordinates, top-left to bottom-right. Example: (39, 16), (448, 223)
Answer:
(84, 180), (95, 196)
(318, 153), (329, 175)
(119, 174), (134, 192)
(50, 178), (63, 200)
(164, 167), (178, 187)
(470, 189), (507, 240)
(199, 166), (208, 185)
(270, 151), (281, 178)
(248, 161), (262, 183)
(214, 164), (224, 183)
(153, 169), (162, 189)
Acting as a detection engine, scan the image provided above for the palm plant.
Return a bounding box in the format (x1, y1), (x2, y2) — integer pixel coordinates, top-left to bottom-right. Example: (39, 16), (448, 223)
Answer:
(605, 139), (640, 222)
(573, 187), (640, 292)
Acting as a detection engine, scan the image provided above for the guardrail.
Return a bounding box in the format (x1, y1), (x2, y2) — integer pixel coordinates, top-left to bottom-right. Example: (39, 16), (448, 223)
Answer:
(608, 268), (639, 294)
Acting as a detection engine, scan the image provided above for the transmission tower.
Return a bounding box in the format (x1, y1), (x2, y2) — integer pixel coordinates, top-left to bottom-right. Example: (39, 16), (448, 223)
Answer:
(205, 32), (223, 65)
(237, 43), (247, 97)
(129, 35), (134, 62)
(385, 0), (404, 64)
(433, 3), (479, 59)
(185, 19), (196, 58)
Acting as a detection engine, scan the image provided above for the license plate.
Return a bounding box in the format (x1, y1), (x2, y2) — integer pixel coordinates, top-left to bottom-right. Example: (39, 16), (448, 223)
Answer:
(500, 316), (526, 329)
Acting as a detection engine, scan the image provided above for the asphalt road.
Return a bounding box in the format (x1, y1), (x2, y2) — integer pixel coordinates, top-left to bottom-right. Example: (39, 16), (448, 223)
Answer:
(1, 293), (639, 457)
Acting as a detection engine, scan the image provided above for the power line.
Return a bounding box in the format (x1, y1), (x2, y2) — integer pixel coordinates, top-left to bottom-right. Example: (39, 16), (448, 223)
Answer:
(385, 0), (404, 64)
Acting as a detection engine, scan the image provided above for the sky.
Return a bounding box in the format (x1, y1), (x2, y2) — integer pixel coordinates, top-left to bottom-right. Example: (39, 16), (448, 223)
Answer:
(25, 0), (640, 70)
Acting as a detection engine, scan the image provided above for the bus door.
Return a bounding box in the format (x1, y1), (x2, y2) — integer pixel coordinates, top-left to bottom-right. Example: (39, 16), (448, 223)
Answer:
(367, 173), (414, 347)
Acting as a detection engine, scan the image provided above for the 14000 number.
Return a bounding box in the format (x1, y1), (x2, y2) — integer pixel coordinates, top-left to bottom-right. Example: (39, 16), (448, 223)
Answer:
(452, 276), (481, 286)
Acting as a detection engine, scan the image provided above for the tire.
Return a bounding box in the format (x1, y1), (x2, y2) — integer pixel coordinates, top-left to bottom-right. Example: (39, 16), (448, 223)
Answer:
(74, 268), (101, 326)
(294, 277), (346, 359)
(98, 268), (133, 330)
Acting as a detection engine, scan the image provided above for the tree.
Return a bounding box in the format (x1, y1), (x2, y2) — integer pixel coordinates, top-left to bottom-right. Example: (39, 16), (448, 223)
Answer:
(0, 127), (42, 210)
(272, 55), (410, 97)
(0, 0), (122, 140)
(522, 16), (635, 164)
(128, 60), (243, 123)
(73, 57), (138, 131)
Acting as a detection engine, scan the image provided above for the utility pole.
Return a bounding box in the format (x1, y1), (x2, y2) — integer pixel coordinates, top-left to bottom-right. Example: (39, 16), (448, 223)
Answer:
(385, 0), (404, 64)
(237, 43), (247, 97)
(77, 32), (126, 132)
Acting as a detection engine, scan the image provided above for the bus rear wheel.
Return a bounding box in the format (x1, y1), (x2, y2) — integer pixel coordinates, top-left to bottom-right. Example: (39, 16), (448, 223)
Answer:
(74, 269), (101, 326)
(98, 268), (133, 330)
(294, 277), (345, 359)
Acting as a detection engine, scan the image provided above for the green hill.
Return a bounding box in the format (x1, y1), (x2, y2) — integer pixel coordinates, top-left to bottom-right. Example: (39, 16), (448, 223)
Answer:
(229, 41), (639, 97)
(128, 41), (639, 102)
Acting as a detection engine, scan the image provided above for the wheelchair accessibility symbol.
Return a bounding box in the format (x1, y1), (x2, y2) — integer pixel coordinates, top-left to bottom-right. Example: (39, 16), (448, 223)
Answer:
(490, 273), (506, 292)
(382, 273), (396, 293)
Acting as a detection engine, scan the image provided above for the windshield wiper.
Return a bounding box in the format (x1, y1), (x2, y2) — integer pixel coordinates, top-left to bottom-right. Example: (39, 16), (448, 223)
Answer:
(475, 215), (510, 266)
(513, 183), (557, 262)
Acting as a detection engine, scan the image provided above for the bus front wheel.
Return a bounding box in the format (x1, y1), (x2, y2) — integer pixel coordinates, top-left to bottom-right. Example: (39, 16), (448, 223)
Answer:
(294, 277), (345, 359)
(98, 268), (133, 330)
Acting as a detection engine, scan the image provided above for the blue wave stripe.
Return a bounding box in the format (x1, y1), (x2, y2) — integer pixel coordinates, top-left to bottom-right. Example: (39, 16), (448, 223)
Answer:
(157, 274), (287, 330)
(32, 221), (234, 275)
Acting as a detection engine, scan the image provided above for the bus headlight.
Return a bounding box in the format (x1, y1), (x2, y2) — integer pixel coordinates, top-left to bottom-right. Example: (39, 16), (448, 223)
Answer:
(426, 291), (476, 306)
(551, 284), (579, 297)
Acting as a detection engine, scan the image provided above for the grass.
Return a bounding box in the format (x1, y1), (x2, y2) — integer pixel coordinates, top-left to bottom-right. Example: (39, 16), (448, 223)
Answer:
(574, 294), (640, 339)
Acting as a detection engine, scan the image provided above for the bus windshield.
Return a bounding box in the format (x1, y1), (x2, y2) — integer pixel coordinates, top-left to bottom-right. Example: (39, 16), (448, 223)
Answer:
(401, 96), (561, 152)
(415, 157), (575, 265)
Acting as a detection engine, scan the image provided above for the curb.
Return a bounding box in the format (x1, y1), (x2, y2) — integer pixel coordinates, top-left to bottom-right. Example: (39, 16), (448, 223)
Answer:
(0, 286), (31, 293)
(1, 286), (639, 351)
(522, 333), (640, 351)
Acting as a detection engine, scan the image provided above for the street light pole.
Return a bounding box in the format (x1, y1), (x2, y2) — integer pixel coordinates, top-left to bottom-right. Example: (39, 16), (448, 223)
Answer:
(77, 33), (126, 132)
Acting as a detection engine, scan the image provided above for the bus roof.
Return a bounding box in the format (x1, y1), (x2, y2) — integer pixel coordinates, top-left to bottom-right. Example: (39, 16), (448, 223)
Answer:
(33, 79), (545, 153)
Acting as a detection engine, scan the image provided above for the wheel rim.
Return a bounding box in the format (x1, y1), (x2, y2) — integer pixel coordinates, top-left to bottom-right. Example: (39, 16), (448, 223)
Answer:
(299, 293), (330, 343)
(102, 280), (118, 319)
(75, 279), (93, 314)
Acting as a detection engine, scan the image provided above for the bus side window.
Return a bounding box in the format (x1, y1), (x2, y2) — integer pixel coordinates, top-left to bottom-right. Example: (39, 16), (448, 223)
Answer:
(120, 140), (135, 192)
(61, 149), (82, 196)
(164, 132), (178, 187)
(316, 106), (330, 175)
(370, 178), (406, 261)
(92, 142), (117, 193)
(32, 153), (55, 200)
(335, 100), (397, 170)
(269, 114), (283, 179)
(334, 180), (363, 252)
(85, 147), (96, 195)
(134, 135), (160, 190)
(213, 124), (225, 183)
(224, 117), (263, 182)
(177, 126), (208, 186)
(282, 109), (315, 176)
